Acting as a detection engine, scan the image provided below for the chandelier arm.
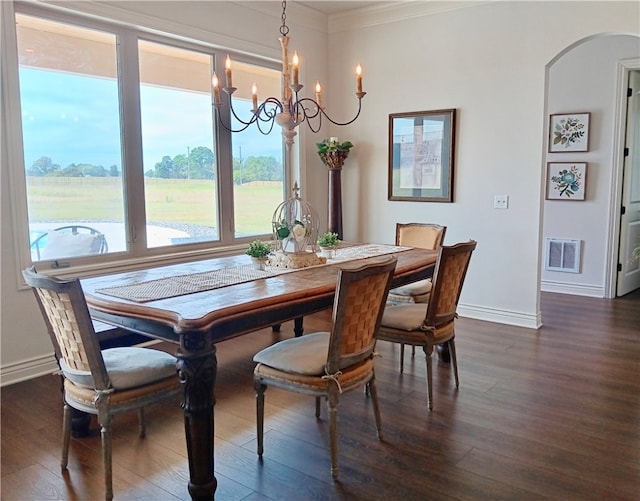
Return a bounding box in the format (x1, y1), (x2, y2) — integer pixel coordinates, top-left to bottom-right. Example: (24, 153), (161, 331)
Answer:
(255, 115), (278, 135)
(215, 107), (280, 135)
(316, 96), (365, 127)
(258, 97), (284, 121)
(305, 115), (323, 134)
(292, 100), (323, 133)
(227, 98), (258, 127)
(294, 97), (321, 121)
(213, 108), (255, 133)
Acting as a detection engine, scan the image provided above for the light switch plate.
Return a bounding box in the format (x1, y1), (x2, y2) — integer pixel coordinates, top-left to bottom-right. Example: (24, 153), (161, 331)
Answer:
(494, 195), (509, 209)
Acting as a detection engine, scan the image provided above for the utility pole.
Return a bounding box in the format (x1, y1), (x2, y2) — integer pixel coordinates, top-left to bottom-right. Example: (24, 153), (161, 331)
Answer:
(239, 145), (243, 185)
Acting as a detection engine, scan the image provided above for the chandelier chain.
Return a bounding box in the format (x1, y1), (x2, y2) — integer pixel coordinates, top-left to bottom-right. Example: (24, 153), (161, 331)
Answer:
(280, 1), (289, 37)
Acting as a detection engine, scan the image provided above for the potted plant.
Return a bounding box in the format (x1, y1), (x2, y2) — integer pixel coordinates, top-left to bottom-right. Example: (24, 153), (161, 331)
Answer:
(317, 231), (340, 258)
(316, 137), (353, 169)
(245, 240), (272, 270)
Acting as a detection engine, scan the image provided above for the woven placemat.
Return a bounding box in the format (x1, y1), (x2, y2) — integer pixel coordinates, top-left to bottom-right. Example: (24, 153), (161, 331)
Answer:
(96, 244), (410, 303)
(328, 244), (410, 262)
(96, 264), (294, 302)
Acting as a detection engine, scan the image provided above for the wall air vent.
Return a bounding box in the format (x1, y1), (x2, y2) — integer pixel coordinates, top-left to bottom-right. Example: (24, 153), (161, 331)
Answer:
(545, 238), (582, 273)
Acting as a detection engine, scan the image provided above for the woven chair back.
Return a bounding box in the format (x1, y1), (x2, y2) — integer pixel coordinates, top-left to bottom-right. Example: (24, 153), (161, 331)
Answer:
(326, 257), (397, 373)
(425, 241), (477, 327)
(23, 267), (110, 390)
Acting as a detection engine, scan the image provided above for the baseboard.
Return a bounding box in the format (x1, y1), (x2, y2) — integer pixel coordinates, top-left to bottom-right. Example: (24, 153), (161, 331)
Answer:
(540, 280), (605, 298)
(457, 302), (541, 329)
(0, 353), (59, 387)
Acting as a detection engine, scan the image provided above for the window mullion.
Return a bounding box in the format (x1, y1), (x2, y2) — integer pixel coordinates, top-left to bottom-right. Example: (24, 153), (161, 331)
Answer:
(117, 31), (146, 255)
(214, 54), (235, 245)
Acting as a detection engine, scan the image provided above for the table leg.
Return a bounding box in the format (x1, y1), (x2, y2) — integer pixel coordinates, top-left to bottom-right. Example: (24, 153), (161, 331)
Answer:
(437, 344), (451, 363)
(294, 316), (304, 337)
(70, 408), (92, 437)
(176, 335), (217, 501)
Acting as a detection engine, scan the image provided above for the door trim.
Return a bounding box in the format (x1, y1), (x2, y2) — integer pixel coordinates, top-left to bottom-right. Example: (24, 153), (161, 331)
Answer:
(607, 58), (640, 298)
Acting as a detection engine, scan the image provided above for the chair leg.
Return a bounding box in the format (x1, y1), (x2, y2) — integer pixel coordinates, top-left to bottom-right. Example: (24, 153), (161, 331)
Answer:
(138, 407), (146, 437)
(315, 396), (322, 418)
(368, 375), (383, 440)
(400, 343), (405, 373)
(61, 403), (72, 471)
(328, 389), (339, 480)
(99, 417), (114, 501)
(449, 338), (459, 388)
(255, 381), (265, 457)
(423, 346), (434, 411)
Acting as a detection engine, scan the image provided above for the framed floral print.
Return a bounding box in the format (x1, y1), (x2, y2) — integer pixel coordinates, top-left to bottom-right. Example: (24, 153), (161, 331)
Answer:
(548, 112), (590, 152)
(546, 162), (587, 200)
(388, 109), (456, 202)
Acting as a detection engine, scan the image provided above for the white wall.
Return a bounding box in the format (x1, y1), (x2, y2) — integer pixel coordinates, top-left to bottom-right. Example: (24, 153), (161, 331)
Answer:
(2, 1), (639, 385)
(543, 34), (639, 296)
(317, 0), (639, 324)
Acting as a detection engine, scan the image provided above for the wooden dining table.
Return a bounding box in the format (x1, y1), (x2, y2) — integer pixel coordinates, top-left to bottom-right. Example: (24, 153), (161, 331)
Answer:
(81, 244), (437, 500)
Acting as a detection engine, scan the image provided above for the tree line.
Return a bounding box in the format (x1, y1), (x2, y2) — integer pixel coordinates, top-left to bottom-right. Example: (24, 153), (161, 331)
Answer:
(27, 146), (283, 185)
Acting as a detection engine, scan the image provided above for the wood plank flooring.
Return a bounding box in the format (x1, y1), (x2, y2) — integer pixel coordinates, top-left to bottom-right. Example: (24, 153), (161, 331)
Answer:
(2, 291), (639, 500)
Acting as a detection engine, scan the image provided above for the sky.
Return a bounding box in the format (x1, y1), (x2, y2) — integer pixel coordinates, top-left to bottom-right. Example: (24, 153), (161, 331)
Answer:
(20, 68), (283, 172)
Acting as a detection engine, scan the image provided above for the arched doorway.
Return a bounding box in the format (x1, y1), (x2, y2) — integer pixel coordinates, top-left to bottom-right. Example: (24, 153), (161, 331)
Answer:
(542, 34), (640, 299)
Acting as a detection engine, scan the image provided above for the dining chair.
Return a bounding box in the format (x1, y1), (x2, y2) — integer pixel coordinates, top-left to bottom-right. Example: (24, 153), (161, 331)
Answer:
(31, 225), (108, 261)
(22, 267), (182, 501)
(253, 256), (397, 479)
(378, 240), (476, 411)
(387, 222), (447, 371)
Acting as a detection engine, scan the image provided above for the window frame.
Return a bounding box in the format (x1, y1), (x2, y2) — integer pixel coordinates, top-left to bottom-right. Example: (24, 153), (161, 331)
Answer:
(7, 2), (288, 278)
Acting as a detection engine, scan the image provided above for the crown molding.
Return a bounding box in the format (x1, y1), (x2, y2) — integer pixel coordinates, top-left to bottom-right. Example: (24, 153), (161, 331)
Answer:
(329, 1), (491, 33)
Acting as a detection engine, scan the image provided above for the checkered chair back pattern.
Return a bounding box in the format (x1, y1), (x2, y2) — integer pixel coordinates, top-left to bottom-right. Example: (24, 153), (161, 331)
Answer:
(23, 267), (110, 390)
(326, 257), (397, 374)
(424, 241), (477, 328)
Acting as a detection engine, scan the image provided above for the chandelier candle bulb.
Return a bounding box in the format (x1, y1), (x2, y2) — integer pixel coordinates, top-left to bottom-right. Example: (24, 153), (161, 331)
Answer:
(225, 55), (232, 88)
(356, 64), (363, 93)
(252, 82), (258, 110)
(292, 52), (299, 86)
(212, 74), (221, 105)
(315, 81), (322, 107)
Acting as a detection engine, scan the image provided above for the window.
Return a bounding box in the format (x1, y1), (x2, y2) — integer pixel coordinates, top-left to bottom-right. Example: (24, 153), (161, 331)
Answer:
(138, 40), (219, 248)
(14, 8), (285, 267)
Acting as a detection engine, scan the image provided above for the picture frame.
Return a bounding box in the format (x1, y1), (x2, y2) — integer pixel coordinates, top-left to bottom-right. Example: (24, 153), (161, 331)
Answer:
(388, 109), (456, 202)
(548, 112), (590, 152)
(546, 162), (587, 200)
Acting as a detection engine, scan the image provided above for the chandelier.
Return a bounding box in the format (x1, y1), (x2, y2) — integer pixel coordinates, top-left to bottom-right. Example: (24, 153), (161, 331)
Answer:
(212, 0), (366, 147)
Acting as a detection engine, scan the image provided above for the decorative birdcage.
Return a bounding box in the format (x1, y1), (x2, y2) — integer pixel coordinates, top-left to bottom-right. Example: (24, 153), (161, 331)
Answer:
(272, 183), (320, 254)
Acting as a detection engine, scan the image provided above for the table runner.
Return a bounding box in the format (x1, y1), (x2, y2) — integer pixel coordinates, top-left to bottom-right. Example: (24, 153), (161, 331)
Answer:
(96, 244), (409, 303)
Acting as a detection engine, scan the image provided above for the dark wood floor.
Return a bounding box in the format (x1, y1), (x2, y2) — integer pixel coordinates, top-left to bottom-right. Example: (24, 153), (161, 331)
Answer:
(2, 291), (639, 500)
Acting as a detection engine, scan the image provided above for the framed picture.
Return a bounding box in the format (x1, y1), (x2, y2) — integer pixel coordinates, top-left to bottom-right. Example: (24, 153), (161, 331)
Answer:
(548, 112), (590, 152)
(388, 109), (456, 202)
(546, 162), (587, 200)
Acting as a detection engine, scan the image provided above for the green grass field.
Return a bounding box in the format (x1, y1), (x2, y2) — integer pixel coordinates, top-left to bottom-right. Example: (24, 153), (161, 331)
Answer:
(26, 177), (284, 235)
